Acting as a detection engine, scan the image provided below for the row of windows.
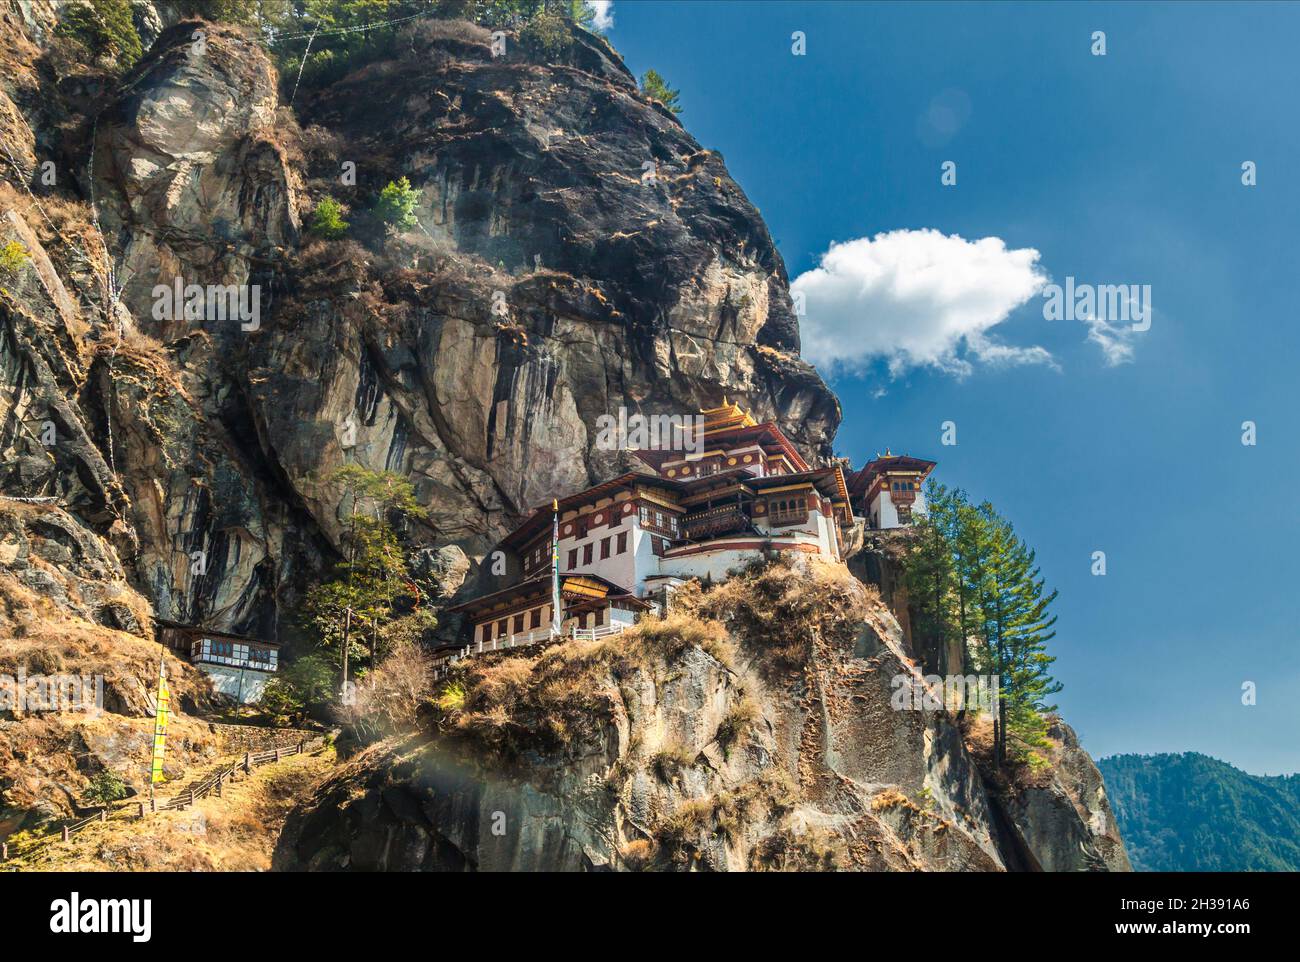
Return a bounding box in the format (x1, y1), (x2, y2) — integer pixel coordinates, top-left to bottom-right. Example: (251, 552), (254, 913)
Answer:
(891, 480), (917, 492)
(195, 640), (276, 666)
(482, 606), (547, 642)
(768, 496), (806, 516)
(478, 605), (609, 643)
(639, 506), (679, 535)
(567, 530), (629, 569)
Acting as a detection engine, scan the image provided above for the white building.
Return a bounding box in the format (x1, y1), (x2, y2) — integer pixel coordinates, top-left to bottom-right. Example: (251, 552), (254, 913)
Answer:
(448, 403), (858, 648)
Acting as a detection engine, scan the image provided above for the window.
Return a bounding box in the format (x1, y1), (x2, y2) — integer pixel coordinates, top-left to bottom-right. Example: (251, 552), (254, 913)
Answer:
(513, 613), (524, 634)
(568, 548), (578, 569)
(212, 640), (233, 657)
(249, 647), (271, 665)
(530, 608), (541, 629)
(769, 497), (806, 525)
(617, 531), (628, 554)
(583, 543), (593, 564)
(600, 537), (611, 560)
(579, 613), (589, 628)
(481, 624), (492, 644)
(497, 618), (508, 638)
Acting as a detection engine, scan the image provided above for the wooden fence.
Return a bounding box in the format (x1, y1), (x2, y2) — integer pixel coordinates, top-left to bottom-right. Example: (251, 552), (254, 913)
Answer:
(431, 621), (631, 679)
(0, 734), (329, 866)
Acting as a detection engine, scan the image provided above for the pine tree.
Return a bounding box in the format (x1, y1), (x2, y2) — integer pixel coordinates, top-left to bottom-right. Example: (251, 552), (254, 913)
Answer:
(640, 69), (682, 114)
(963, 502), (1061, 767)
(909, 484), (1062, 768)
(903, 481), (958, 677)
(373, 177), (421, 232)
(303, 466), (427, 697)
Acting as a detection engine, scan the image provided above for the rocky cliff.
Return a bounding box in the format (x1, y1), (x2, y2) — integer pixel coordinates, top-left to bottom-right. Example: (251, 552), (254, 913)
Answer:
(5, 7), (838, 642)
(276, 561), (1128, 872)
(1, 4), (1125, 870)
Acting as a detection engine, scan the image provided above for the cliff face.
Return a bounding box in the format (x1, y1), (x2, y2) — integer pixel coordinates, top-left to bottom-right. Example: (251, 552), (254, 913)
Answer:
(276, 562), (1126, 872)
(2, 10), (838, 638)
(1, 7), (1126, 870)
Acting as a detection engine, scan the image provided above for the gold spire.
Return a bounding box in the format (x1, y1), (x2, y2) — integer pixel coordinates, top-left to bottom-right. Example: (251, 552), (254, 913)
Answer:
(700, 400), (757, 434)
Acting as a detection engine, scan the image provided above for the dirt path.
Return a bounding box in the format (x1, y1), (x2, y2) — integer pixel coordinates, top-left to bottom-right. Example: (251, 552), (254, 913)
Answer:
(21, 745), (337, 872)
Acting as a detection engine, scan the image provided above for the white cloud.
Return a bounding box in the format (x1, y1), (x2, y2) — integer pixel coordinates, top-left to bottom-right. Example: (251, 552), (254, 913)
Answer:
(1082, 314), (1137, 366)
(792, 229), (1053, 377)
(585, 1), (614, 31)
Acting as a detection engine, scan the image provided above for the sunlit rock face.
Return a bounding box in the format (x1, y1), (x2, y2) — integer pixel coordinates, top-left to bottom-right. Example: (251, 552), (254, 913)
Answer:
(0, 17), (839, 637)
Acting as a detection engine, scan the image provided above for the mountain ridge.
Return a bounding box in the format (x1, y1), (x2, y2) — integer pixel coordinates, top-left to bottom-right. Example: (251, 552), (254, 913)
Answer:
(1098, 751), (1300, 871)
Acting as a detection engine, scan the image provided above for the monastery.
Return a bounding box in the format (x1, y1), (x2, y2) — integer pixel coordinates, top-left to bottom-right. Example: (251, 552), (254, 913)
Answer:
(447, 402), (934, 653)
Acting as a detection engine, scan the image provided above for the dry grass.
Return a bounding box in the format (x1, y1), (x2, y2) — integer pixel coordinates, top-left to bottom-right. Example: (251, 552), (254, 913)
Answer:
(748, 826), (844, 872)
(22, 746), (337, 872)
(652, 768), (798, 864)
(714, 694), (760, 754)
(869, 788), (919, 814)
(649, 742), (696, 783)
(445, 610), (736, 761)
(698, 559), (870, 671)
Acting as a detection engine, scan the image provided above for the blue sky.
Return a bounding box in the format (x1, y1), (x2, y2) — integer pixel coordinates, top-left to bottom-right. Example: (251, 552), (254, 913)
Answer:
(605, 1), (1300, 775)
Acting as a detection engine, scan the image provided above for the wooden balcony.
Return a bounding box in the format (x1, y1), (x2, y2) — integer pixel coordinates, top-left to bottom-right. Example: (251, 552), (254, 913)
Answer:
(767, 507), (809, 527)
(681, 505), (750, 540)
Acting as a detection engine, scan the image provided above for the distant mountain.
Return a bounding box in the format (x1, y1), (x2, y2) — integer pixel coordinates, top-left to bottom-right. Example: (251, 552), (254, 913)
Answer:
(1098, 753), (1300, 871)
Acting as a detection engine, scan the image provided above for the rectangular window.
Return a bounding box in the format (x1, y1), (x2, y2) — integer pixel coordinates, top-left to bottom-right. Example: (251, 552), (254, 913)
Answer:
(568, 548), (578, 569)
(530, 608), (541, 629)
(617, 531), (628, 554)
(513, 613), (525, 634)
(497, 619), (508, 638)
(481, 624), (492, 644)
(579, 613), (589, 628)
(600, 537), (611, 560)
(583, 543), (593, 564)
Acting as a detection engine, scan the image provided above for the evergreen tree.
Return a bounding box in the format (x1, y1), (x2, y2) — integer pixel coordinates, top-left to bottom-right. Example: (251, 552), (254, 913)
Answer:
(303, 466), (427, 696)
(308, 197), (350, 238)
(640, 69), (682, 114)
(55, 0), (142, 69)
(909, 483), (1062, 768)
(373, 177), (421, 232)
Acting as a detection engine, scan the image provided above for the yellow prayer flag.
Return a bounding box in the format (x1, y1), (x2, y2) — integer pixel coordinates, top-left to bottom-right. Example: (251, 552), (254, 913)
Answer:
(150, 664), (170, 784)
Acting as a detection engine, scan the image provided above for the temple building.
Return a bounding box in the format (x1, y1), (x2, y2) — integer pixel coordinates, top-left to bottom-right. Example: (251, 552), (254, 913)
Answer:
(155, 619), (280, 704)
(448, 402), (870, 651)
(846, 452), (937, 530)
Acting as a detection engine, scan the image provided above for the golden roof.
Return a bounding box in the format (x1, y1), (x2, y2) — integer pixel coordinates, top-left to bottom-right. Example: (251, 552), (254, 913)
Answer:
(701, 398), (758, 434)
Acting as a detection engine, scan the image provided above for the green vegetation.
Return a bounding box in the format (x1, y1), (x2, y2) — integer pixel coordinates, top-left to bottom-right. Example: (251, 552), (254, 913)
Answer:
(171, 1), (604, 94)
(1099, 753), (1300, 871)
(302, 465), (430, 689)
(259, 651), (335, 723)
(308, 197), (350, 239)
(372, 177), (420, 233)
(640, 69), (682, 114)
(82, 771), (128, 806)
(0, 241), (30, 285)
(905, 482), (1062, 768)
(54, 0), (143, 68)
(518, 9), (572, 59)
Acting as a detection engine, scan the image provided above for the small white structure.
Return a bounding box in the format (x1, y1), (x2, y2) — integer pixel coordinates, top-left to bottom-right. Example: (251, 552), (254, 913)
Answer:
(155, 620), (280, 705)
(846, 453), (936, 530)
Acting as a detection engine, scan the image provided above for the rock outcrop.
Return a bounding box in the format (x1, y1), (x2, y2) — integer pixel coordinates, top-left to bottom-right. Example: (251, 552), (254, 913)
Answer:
(3, 11), (839, 639)
(276, 562), (1125, 872)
